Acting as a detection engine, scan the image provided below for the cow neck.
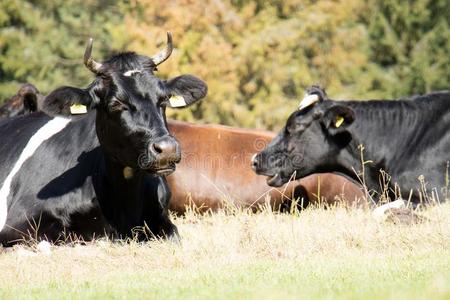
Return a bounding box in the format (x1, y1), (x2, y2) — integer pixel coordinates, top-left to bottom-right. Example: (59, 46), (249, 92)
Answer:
(72, 111), (146, 230)
(100, 153), (146, 230)
(336, 100), (430, 189)
(65, 111), (148, 233)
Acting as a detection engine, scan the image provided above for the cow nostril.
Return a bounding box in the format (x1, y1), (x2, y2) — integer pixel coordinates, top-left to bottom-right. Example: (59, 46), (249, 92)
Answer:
(251, 153), (259, 169)
(152, 143), (163, 154)
(150, 138), (179, 160)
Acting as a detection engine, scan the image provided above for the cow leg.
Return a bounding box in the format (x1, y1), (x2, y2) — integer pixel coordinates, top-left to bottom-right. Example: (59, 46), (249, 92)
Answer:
(0, 210), (67, 246)
(279, 185), (310, 212)
(141, 175), (180, 242)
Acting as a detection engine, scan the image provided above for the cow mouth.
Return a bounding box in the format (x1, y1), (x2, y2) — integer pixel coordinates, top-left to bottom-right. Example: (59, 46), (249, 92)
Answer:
(139, 153), (177, 175)
(154, 162), (177, 176)
(155, 167), (176, 176)
(255, 170), (284, 187)
(266, 173), (283, 187)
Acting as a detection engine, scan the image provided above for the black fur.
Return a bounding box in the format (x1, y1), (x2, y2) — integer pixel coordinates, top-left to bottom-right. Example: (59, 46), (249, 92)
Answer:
(0, 49), (207, 245)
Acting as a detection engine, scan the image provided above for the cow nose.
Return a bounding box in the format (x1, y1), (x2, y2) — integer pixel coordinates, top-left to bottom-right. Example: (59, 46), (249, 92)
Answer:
(149, 136), (180, 165)
(251, 153), (259, 171)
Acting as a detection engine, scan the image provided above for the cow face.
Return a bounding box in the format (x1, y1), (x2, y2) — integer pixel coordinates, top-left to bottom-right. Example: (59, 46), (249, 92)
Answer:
(43, 33), (207, 175)
(252, 86), (355, 187)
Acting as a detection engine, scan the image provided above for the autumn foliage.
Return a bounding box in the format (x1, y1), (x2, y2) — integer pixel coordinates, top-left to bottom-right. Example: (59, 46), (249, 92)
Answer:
(0, 0), (448, 129)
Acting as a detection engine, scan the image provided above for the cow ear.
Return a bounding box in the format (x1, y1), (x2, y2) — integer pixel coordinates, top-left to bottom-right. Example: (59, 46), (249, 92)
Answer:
(323, 105), (355, 135)
(42, 86), (96, 116)
(22, 91), (39, 113)
(165, 75), (208, 108)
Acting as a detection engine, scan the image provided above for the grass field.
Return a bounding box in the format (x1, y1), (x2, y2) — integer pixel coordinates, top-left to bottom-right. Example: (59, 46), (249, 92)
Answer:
(0, 203), (449, 299)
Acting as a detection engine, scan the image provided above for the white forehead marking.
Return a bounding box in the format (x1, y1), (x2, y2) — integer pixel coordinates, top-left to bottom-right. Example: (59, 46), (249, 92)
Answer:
(0, 116), (71, 231)
(298, 94), (319, 111)
(123, 69), (142, 77)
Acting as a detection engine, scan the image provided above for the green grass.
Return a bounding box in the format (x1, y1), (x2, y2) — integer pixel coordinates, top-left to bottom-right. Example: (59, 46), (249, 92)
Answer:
(0, 204), (449, 299)
(2, 252), (449, 300)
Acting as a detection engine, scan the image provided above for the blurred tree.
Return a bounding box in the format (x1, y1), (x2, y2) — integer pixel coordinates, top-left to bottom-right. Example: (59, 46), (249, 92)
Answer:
(0, 0), (448, 129)
(121, 0), (243, 125)
(365, 0), (450, 97)
(0, 0), (125, 100)
(123, 0), (375, 129)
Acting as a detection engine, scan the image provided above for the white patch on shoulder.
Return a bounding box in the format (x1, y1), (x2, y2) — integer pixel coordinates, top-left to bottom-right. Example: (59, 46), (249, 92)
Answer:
(298, 94), (319, 111)
(0, 116), (71, 231)
(123, 69), (142, 77)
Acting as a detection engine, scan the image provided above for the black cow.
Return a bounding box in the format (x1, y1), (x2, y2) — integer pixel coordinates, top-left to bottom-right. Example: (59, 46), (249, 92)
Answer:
(0, 83), (43, 119)
(252, 86), (449, 206)
(0, 33), (207, 245)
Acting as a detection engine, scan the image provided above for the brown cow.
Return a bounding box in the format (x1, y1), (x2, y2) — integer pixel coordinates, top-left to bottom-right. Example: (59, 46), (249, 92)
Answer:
(1, 86), (365, 212)
(167, 120), (365, 213)
(0, 83), (43, 119)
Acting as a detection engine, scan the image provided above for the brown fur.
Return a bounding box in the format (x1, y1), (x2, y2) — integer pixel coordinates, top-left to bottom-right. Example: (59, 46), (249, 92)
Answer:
(167, 120), (365, 213)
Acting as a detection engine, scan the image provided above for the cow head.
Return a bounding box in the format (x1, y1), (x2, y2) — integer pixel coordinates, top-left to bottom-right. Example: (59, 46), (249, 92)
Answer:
(252, 86), (355, 186)
(0, 84), (42, 118)
(43, 33), (207, 175)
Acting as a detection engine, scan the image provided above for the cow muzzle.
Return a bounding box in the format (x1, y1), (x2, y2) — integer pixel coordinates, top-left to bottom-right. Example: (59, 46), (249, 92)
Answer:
(138, 136), (180, 175)
(251, 152), (285, 187)
(143, 136), (181, 175)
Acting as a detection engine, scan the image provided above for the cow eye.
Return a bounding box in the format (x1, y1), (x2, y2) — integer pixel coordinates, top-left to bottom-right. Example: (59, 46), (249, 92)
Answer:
(110, 99), (130, 112)
(286, 122), (305, 134)
(284, 126), (291, 135)
(297, 124), (306, 131)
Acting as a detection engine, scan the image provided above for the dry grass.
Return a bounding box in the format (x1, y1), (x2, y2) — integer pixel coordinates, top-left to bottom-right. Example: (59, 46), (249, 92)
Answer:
(0, 202), (449, 299)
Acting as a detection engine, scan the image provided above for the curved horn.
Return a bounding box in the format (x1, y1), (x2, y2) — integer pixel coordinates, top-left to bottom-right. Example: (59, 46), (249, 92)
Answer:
(151, 32), (173, 66)
(298, 94), (319, 111)
(84, 37), (103, 74)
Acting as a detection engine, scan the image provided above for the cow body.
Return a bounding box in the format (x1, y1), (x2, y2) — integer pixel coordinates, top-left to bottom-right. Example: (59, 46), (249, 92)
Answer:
(167, 120), (364, 212)
(0, 113), (173, 244)
(0, 33), (208, 245)
(253, 87), (450, 205)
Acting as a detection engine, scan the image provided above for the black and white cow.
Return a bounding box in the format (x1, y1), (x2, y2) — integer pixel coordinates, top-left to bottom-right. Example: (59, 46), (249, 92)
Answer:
(0, 33), (207, 245)
(252, 86), (449, 206)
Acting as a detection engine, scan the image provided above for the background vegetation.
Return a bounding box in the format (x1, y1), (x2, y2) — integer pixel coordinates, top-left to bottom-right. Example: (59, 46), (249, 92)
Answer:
(1, 203), (449, 299)
(0, 0), (449, 129)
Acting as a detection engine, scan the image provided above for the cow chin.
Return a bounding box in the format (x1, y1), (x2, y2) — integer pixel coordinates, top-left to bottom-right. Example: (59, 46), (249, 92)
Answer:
(138, 165), (176, 177)
(153, 164), (176, 176)
(266, 173), (286, 187)
(139, 155), (177, 176)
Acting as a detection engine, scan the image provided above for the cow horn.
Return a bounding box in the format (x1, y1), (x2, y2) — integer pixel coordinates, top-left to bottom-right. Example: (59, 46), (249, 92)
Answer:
(84, 38), (103, 74)
(298, 94), (320, 111)
(151, 32), (173, 66)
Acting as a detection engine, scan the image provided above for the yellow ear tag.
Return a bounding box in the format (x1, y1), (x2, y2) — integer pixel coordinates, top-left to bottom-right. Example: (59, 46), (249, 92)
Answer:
(335, 115), (345, 128)
(123, 167), (134, 180)
(70, 104), (87, 115)
(169, 95), (186, 108)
